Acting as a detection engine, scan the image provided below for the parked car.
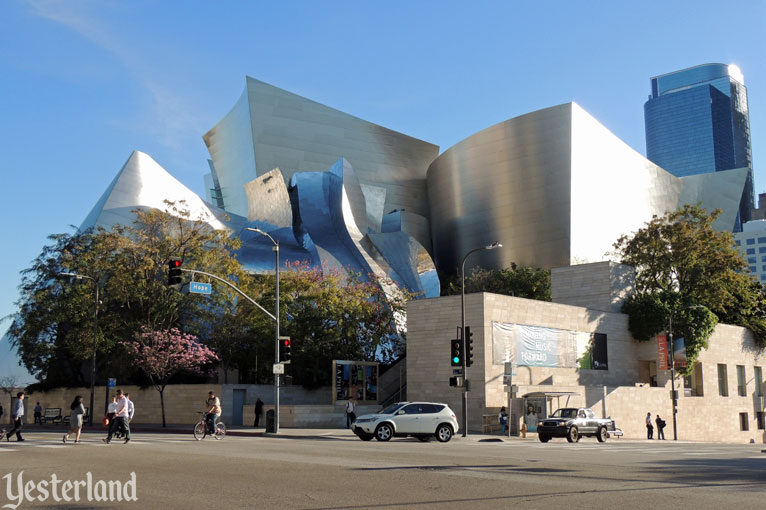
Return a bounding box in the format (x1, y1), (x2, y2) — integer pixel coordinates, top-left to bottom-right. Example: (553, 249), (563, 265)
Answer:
(352, 402), (459, 442)
(537, 407), (618, 443)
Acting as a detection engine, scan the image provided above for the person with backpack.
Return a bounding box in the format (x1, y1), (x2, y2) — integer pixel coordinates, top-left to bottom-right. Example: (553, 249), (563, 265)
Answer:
(655, 414), (667, 440)
(498, 406), (508, 436)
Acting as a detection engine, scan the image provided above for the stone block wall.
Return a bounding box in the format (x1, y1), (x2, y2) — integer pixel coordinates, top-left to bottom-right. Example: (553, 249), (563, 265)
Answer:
(22, 384), (221, 426)
(407, 289), (766, 443)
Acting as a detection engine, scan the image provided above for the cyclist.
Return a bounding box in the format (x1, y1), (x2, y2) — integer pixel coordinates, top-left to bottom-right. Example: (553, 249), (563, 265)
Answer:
(205, 391), (221, 435)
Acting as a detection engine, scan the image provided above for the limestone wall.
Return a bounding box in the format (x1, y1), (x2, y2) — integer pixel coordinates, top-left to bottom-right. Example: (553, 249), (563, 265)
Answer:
(23, 384), (221, 426)
(407, 291), (766, 443)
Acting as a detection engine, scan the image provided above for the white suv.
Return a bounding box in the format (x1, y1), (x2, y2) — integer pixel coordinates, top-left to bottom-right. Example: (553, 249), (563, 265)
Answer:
(352, 402), (459, 442)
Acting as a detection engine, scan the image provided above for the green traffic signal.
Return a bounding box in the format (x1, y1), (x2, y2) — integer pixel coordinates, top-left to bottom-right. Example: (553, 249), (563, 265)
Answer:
(450, 339), (463, 367)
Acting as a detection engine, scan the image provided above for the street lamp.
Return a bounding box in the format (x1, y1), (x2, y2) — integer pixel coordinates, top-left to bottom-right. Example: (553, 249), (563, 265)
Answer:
(667, 304), (705, 441)
(245, 227), (280, 434)
(460, 242), (502, 437)
(58, 272), (99, 426)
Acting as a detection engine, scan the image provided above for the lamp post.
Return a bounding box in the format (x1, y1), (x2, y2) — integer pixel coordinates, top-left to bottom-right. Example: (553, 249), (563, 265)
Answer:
(666, 304), (704, 441)
(667, 313), (678, 441)
(58, 272), (98, 426)
(245, 227), (280, 434)
(460, 242), (502, 437)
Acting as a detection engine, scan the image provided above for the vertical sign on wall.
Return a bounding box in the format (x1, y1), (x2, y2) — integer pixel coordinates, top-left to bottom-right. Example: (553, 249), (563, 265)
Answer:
(657, 335), (668, 370)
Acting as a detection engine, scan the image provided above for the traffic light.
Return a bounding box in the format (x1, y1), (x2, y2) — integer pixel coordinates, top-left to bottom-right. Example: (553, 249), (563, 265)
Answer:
(168, 258), (182, 286)
(465, 326), (474, 367)
(450, 339), (463, 367)
(279, 337), (291, 364)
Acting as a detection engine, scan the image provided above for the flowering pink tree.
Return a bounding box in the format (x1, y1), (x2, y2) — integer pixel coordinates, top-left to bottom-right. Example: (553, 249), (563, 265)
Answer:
(124, 327), (219, 427)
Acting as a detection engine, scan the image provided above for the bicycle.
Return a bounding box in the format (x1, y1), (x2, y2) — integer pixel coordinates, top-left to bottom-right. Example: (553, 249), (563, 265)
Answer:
(193, 412), (226, 440)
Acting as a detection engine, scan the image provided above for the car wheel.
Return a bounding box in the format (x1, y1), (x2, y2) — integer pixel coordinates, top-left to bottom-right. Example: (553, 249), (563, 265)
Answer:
(435, 424), (453, 443)
(375, 423), (393, 442)
(566, 426), (579, 443)
(358, 433), (374, 441)
(596, 426), (608, 443)
(539, 434), (550, 443)
(417, 436), (432, 442)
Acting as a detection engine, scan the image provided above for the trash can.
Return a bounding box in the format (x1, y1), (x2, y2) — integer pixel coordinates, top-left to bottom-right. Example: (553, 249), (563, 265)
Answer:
(266, 409), (275, 433)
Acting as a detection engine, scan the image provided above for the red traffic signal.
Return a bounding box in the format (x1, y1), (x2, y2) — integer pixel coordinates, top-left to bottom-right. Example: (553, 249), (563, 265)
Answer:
(279, 336), (292, 364)
(168, 258), (183, 286)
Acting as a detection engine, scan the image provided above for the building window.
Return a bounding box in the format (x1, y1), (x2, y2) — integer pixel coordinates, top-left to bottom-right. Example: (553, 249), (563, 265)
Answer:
(718, 364), (728, 396)
(747, 248), (756, 255)
(735, 240), (741, 246)
(757, 412), (765, 430)
(747, 238), (755, 245)
(755, 367), (763, 397)
(740, 413), (749, 431)
(760, 247), (766, 253)
(759, 237), (766, 243)
(736, 365), (746, 396)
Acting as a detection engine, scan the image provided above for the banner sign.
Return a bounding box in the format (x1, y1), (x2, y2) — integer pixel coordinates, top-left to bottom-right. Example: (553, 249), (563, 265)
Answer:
(673, 337), (687, 369)
(657, 335), (668, 370)
(491, 322), (604, 368)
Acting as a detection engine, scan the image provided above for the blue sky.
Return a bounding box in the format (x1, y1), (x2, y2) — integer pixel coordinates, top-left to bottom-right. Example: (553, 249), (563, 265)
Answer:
(2, 0), (765, 382)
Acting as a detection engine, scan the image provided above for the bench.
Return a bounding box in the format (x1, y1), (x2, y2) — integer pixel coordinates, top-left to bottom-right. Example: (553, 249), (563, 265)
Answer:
(482, 414), (501, 434)
(43, 408), (62, 424)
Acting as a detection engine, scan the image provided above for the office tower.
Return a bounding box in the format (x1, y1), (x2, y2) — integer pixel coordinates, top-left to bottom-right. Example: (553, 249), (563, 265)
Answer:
(644, 63), (754, 230)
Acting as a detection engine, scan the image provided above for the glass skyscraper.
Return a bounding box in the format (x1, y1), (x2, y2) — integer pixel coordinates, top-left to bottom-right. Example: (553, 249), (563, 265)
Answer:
(644, 63), (754, 230)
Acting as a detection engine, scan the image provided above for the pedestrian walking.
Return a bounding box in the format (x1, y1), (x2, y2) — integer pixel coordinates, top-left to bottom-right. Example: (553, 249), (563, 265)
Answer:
(106, 395), (117, 423)
(345, 397), (356, 429)
(655, 415), (666, 440)
(5, 392), (25, 442)
(125, 393), (135, 424)
(63, 396), (85, 443)
(103, 389), (130, 444)
(33, 402), (42, 424)
(254, 397), (264, 428)
(498, 406), (508, 435)
(645, 412), (654, 439)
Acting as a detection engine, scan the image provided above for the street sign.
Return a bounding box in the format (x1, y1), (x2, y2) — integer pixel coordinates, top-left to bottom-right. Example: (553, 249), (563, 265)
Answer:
(189, 281), (212, 295)
(452, 369), (464, 375)
(273, 363), (285, 375)
(107, 378), (116, 388)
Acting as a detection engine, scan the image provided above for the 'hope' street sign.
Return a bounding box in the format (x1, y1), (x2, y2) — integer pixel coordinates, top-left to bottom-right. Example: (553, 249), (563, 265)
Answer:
(189, 282), (212, 295)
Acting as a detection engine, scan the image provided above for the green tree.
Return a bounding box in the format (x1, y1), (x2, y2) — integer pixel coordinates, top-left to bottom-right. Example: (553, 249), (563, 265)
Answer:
(614, 204), (765, 372)
(7, 201), (245, 386)
(441, 263), (551, 301)
(235, 262), (411, 389)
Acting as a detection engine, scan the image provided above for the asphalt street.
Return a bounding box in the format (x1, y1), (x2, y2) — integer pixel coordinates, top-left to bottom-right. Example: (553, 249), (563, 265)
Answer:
(1, 430), (764, 509)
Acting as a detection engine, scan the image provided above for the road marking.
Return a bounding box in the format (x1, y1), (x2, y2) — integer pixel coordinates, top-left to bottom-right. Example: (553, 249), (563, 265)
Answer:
(34, 445), (68, 449)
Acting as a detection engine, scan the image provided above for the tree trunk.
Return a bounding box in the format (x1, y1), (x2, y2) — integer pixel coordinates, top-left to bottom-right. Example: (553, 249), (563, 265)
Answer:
(159, 387), (166, 428)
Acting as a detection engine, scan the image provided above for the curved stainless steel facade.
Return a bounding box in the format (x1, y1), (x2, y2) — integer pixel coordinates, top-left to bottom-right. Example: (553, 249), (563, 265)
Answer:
(203, 77), (439, 253)
(82, 80), (748, 296)
(426, 103), (748, 274)
(83, 151), (440, 299)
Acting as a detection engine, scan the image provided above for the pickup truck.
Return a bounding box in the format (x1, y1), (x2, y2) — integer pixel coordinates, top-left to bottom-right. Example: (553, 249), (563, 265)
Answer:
(537, 407), (619, 443)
